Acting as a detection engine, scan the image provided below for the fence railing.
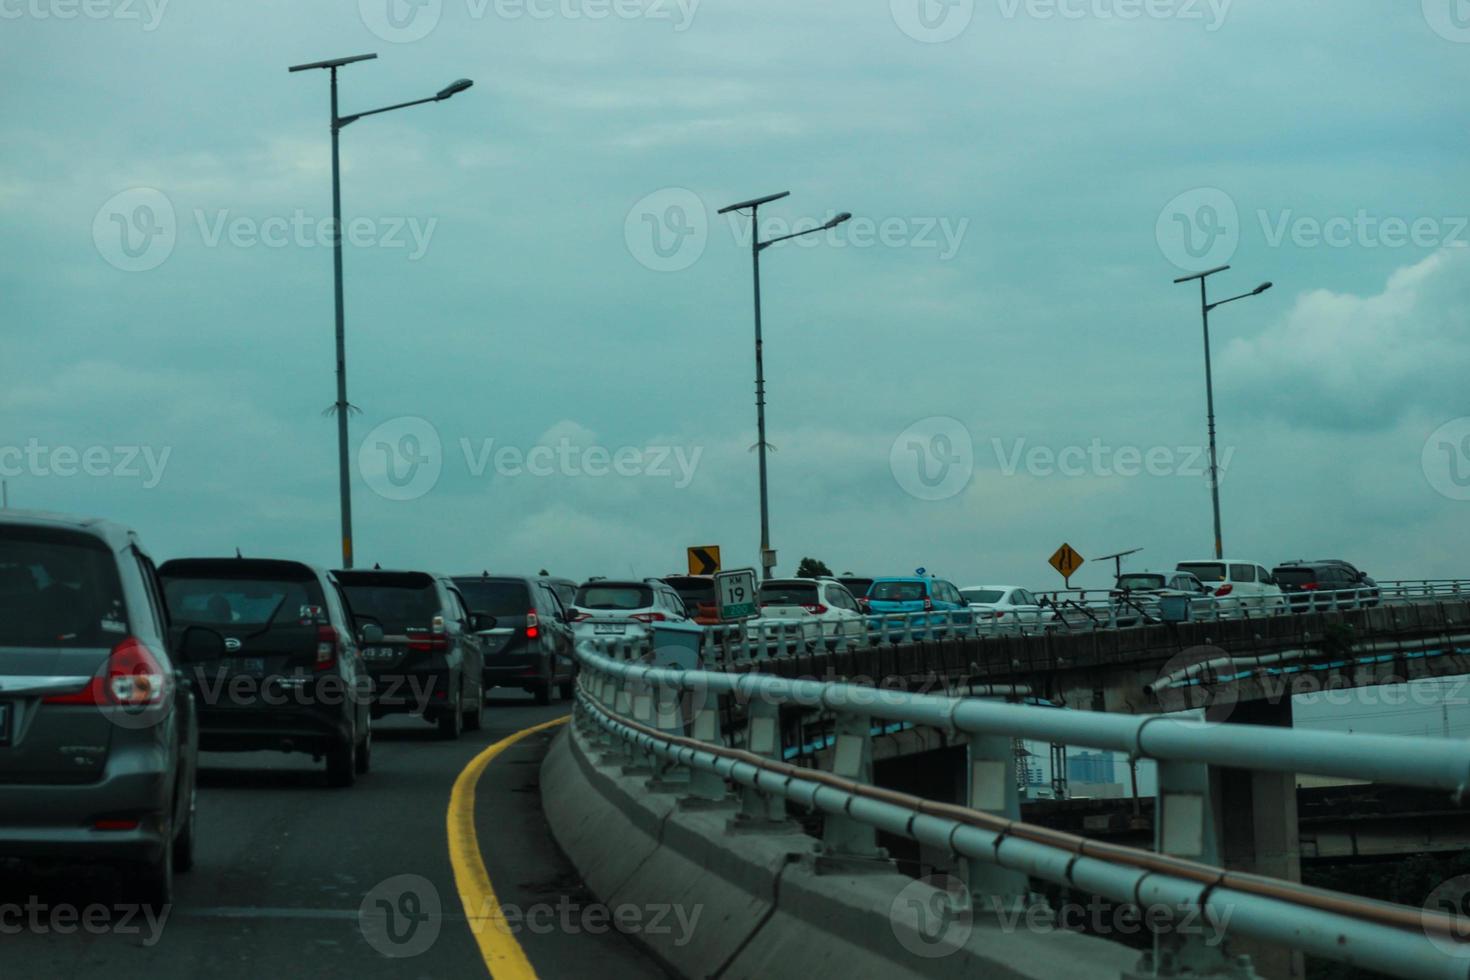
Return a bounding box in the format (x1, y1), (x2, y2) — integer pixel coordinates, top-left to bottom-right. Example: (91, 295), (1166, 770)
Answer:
(685, 582), (1470, 663)
(569, 639), (1469, 980)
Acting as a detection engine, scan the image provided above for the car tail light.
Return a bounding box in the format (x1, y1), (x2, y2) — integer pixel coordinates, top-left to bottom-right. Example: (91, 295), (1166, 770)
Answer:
(1300, 583), (1319, 591)
(994, 610), (1007, 619)
(856, 597), (870, 612)
(570, 610), (590, 622)
(526, 609), (540, 639)
(315, 625), (339, 671)
(923, 597), (934, 612)
(94, 818), (140, 831)
(1214, 584), (1234, 597)
(802, 604), (828, 615)
(44, 637), (166, 707)
(631, 612), (666, 623)
(408, 631), (449, 652)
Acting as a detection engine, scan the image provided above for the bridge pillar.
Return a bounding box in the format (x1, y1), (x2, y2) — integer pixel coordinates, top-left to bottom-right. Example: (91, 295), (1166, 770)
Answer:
(1215, 698), (1303, 980)
(818, 714), (888, 867)
(964, 733), (1029, 910)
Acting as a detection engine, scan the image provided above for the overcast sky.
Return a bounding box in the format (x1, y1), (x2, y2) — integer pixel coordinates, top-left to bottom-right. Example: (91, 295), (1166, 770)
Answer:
(2, 1), (1468, 591)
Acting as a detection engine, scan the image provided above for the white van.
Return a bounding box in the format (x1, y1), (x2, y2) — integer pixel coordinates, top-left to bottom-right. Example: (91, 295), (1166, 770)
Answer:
(1175, 560), (1286, 614)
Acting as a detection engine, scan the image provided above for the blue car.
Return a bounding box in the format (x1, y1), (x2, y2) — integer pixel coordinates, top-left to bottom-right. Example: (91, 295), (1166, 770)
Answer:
(862, 577), (972, 640)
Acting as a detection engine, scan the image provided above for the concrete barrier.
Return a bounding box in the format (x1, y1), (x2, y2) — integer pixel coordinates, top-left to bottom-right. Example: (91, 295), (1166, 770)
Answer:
(541, 725), (1141, 980)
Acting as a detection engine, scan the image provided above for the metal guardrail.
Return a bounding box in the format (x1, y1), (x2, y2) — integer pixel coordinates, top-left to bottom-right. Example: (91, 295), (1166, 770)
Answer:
(691, 582), (1470, 663)
(569, 639), (1470, 980)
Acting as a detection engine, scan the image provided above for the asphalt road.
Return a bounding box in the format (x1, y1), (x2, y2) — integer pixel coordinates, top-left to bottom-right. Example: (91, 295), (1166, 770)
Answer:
(0, 691), (668, 979)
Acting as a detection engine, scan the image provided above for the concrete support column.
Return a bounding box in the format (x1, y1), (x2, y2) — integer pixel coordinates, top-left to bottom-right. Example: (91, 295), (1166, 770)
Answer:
(965, 733), (1028, 909)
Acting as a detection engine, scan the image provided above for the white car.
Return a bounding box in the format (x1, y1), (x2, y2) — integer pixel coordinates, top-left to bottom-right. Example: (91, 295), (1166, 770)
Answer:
(747, 578), (867, 651)
(571, 578), (691, 642)
(959, 585), (1055, 631)
(1175, 560), (1286, 614)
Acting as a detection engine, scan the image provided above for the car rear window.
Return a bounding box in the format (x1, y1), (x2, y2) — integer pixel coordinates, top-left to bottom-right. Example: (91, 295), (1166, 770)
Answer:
(663, 577), (716, 606)
(870, 581), (926, 601)
(1273, 568), (1317, 586)
(0, 528), (128, 648)
(164, 576), (325, 628)
(840, 578), (873, 597)
(336, 572), (441, 631)
(455, 579), (531, 616)
(759, 582), (819, 606)
(575, 584), (653, 610)
(1178, 562), (1226, 583)
(1117, 574), (1166, 591)
(961, 589), (1006, 604)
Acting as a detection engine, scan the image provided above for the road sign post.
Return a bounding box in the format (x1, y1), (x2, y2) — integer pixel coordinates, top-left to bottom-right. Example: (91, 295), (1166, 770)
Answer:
(715, 568), (759, 622)
(1049, 543), (1085, 588)
(687, 545), (721, 576)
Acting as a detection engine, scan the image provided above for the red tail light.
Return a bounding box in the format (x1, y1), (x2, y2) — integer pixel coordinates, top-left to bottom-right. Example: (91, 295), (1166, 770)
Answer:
(94, 818), (140, 831)
(631, 612), (666, 623)
(802, 604), (828, 615)
(315, 624), (339, 671)
(407, 632), (449, 652)
(571, 610), (590, 622)
(857, 597), (870, 612)
(45, 637), (166, 707)
(1214, 584), (1234, 597)
(526, 609), (540, 639)
(1300, 583), (1319, 591)
(923, 597), (934, 612)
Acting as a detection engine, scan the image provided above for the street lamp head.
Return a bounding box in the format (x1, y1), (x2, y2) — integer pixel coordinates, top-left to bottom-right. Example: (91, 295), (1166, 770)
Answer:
(1252, 281), (1273, 295)
(824, 212), (853, 230)
(437, 78), (473, 100)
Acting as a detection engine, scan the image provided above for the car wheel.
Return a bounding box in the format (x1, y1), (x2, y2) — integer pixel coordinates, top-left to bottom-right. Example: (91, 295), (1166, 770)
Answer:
(533, 681), (552, 706)
(173, 783), (197, 873)
(355, 724), (372, 775)
(464, 697), (484, 732)
(558, 677), (575, 700)
(136, 829), (174, 911)
(327, 735), (358, 787)
(438, 685), (464, 739)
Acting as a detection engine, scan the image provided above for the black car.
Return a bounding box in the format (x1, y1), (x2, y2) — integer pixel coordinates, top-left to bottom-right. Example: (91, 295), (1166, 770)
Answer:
(1273, 560), (1380, 610)
(335, 569), (487, 738)
(453, 574), (575, 705)
(160, 557), (373, 786)
(540, 575), (578, 609)
(838, 576), (875, 603)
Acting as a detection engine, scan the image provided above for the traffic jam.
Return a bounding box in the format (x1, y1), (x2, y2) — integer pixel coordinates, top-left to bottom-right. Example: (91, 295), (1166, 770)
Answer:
(0, 506), (1405, 912)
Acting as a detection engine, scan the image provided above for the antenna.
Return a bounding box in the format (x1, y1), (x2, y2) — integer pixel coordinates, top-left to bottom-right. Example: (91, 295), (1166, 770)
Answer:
(1095, 547), (1143, 578)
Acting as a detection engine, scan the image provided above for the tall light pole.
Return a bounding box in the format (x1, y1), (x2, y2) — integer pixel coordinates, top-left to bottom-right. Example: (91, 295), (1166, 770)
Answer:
(717, 193), (850, 579)
(289, 53), (473, 568)
(1173, 265), (1272, 560)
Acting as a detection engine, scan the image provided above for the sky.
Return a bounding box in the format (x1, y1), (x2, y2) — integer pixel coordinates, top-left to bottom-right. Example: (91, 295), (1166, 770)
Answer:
(2, 0), (1469, 596)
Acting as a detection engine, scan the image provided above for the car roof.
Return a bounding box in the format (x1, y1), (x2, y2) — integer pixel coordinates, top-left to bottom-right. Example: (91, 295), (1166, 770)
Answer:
(959, 584), (1022, 591)
(160, 556), (330, 579)
(450, 573), (542, 584)
(0, 508), (138, 550)
(578, 579), (658, 588)
(871, 576), (931, 583)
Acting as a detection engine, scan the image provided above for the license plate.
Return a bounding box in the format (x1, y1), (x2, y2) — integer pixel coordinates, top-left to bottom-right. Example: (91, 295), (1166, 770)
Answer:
(0, 702), (10, 746)
(234, 657), (266, 677)
(594, 622), (626, 635)
(364, 647), (397, 662)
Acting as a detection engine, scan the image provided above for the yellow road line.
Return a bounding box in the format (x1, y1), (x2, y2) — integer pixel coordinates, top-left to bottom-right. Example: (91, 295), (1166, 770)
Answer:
(447, 715), (570, 979)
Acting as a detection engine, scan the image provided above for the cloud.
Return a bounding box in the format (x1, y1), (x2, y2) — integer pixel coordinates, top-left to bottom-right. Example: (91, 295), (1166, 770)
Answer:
(1220, 248), (1470, 430)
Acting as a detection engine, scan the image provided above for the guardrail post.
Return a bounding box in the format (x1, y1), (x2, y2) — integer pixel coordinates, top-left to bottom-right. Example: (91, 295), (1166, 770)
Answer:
(684, 683), (729, 806)
(818, 714), (887, 868)
(730, 690), (789, 830)
(964, 733), (1029, 911)
(619, 674), (656, 775)
(645, 680), (691, 792)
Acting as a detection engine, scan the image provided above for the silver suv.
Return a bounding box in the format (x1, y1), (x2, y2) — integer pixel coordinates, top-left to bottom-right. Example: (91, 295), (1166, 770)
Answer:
(0, 510), (219, 906)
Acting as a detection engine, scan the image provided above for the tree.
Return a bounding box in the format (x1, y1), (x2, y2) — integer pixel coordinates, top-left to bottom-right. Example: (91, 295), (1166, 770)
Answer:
(539, 569), (550, 576)
(796, 556), (833, 578)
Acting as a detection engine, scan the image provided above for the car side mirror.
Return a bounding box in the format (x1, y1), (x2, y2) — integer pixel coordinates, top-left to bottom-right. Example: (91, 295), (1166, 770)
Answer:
(360, 622), (385, 644)
(177, 625), (227, 663)
(470, 611), (498, 633)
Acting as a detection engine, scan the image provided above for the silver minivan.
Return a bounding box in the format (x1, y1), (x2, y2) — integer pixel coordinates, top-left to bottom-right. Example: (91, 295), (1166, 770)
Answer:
(0, 511), (216, 906)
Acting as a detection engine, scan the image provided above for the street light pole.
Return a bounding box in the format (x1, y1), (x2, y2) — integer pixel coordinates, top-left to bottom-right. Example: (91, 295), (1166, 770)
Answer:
(719, 193), (851, 580)
(290, 53), (472, 568)
(1174, 265), (1273, 560)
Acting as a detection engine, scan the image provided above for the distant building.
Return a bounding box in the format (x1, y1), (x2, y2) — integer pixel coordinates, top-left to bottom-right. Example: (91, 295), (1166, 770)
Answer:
(1068, 751), (1116, 785)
